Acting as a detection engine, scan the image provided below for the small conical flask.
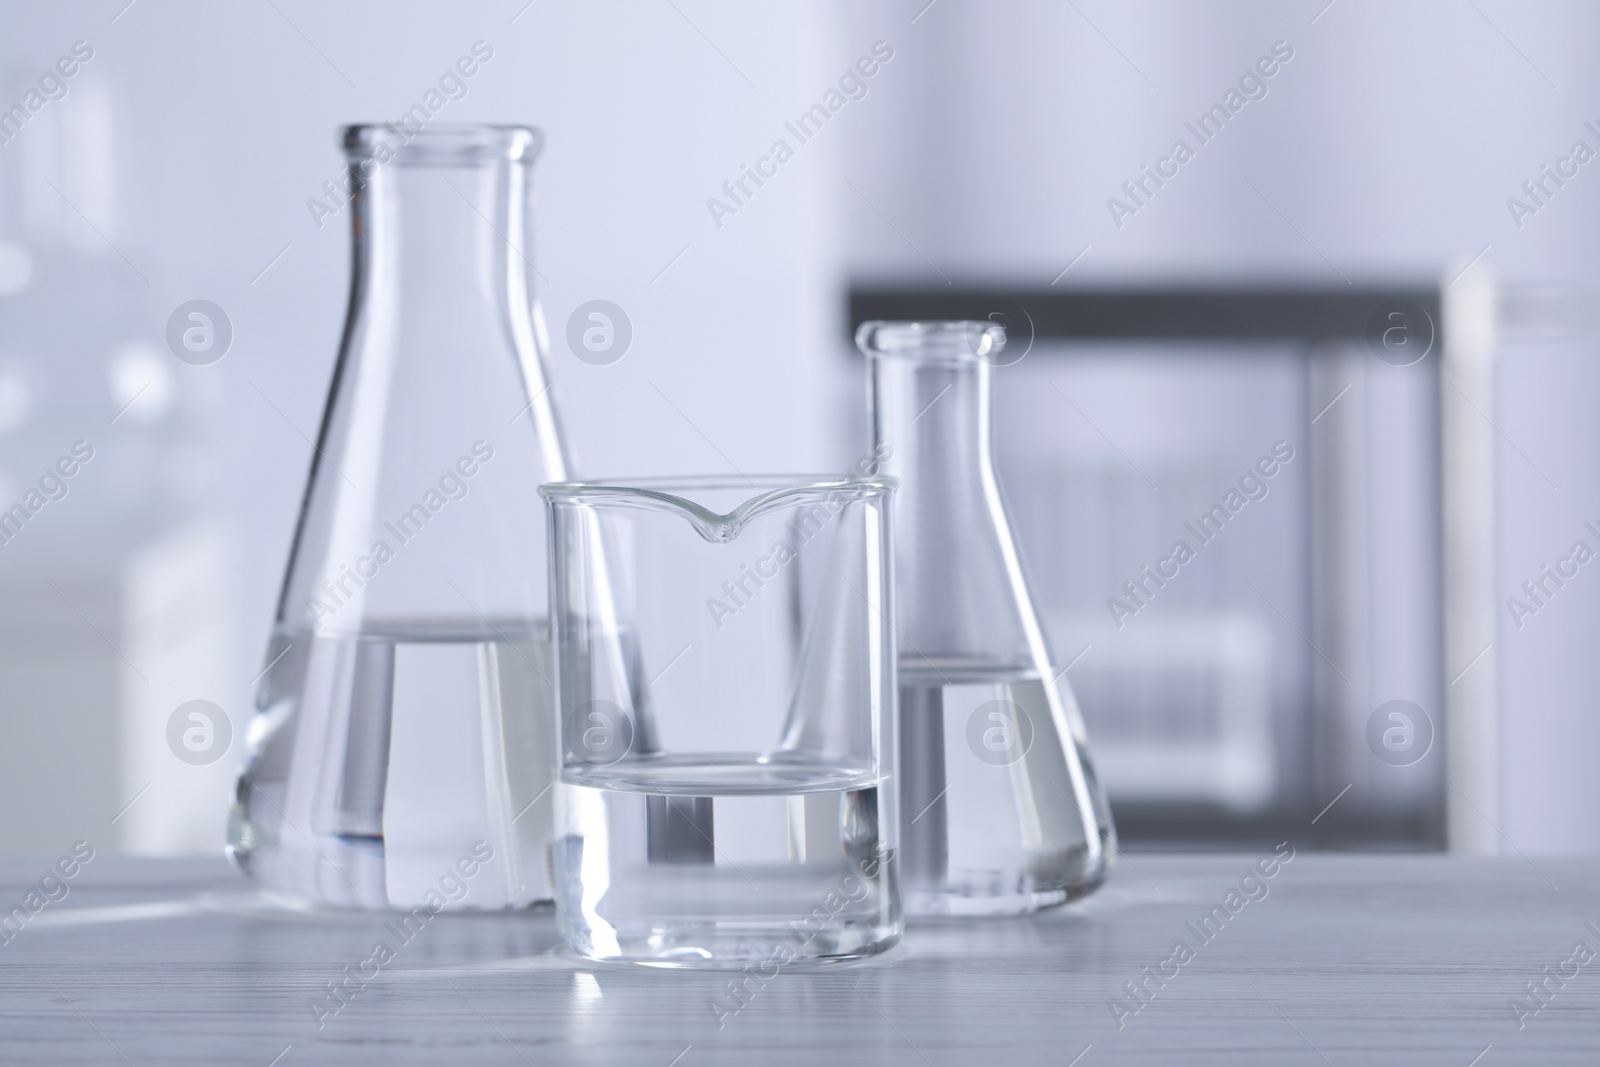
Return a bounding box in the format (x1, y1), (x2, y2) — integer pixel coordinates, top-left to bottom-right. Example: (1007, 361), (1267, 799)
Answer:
(228, 125), (568, 909)
(860, 320), (1114, 915)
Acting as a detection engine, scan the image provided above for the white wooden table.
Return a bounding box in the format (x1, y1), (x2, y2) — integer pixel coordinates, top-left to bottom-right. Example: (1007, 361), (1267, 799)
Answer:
(2, 852), (1595, 1064)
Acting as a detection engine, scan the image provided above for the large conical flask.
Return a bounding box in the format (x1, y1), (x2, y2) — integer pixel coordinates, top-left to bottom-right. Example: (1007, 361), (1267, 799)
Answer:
(228, 125), (568, 909)
(860, 320), (1114, 915)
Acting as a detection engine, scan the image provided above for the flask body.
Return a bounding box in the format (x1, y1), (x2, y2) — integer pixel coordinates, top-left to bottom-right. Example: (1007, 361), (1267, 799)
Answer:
(862, 320), (1114, 915)
(228, 125), (566, 909)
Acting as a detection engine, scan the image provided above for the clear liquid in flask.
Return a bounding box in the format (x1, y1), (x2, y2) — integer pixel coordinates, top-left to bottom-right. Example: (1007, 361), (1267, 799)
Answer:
(898, 662), (1111, 916)
(229, 619), (554, 909)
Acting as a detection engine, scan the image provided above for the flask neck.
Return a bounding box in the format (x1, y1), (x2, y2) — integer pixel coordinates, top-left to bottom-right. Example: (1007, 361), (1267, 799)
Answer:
(862, 320), (1006, 500)
(269, 127), (564, 635)
(351, 156), (536, 329)
(871, 348), (1040, 673)
(339, 131), (564, 480)
(871, 352), (994, 502)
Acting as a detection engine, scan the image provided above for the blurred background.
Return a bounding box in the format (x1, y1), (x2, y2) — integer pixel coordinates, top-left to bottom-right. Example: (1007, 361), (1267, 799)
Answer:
(1, 0), (1596, 855)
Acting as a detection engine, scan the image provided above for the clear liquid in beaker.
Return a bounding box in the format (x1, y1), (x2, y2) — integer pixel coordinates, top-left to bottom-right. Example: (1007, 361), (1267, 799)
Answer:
(557, 756), (897, 965)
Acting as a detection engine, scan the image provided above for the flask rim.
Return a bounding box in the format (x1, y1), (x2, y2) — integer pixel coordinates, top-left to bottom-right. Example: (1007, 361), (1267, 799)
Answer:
(855, 320), (1006, 361)
(342, 123), (543, 166)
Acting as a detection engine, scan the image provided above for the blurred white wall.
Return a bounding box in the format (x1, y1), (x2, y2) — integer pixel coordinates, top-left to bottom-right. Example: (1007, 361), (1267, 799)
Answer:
(0, 0), (857, 853)
(2, 0), (1597, 855)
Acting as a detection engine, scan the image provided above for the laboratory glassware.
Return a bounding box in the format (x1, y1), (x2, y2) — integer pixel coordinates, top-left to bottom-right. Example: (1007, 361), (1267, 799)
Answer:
(228, 125), (568, 909)
(542, 475), (901, 965)
(860, 319), (1114, 915)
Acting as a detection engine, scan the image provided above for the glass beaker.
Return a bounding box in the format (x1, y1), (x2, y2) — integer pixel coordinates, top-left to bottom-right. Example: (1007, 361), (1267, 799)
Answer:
(228, 125), (568, 909)
(542, 476), (901, 965)
(859, 320), (1114, 915)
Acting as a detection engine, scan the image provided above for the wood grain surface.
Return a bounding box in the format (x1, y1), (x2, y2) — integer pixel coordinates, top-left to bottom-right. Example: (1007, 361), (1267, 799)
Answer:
(0, 852), (1595, 1064)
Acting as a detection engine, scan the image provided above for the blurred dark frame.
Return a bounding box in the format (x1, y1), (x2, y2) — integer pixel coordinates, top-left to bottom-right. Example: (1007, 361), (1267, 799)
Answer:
(849, 286), (1439, 346)
(848, 284), (1472, 851)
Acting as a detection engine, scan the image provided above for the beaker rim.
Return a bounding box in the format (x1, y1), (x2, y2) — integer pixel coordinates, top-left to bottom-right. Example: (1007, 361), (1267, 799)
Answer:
(541, 475), (896, 543)
(855, 320), (1006, 361)
(342, 123), (543, 166)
